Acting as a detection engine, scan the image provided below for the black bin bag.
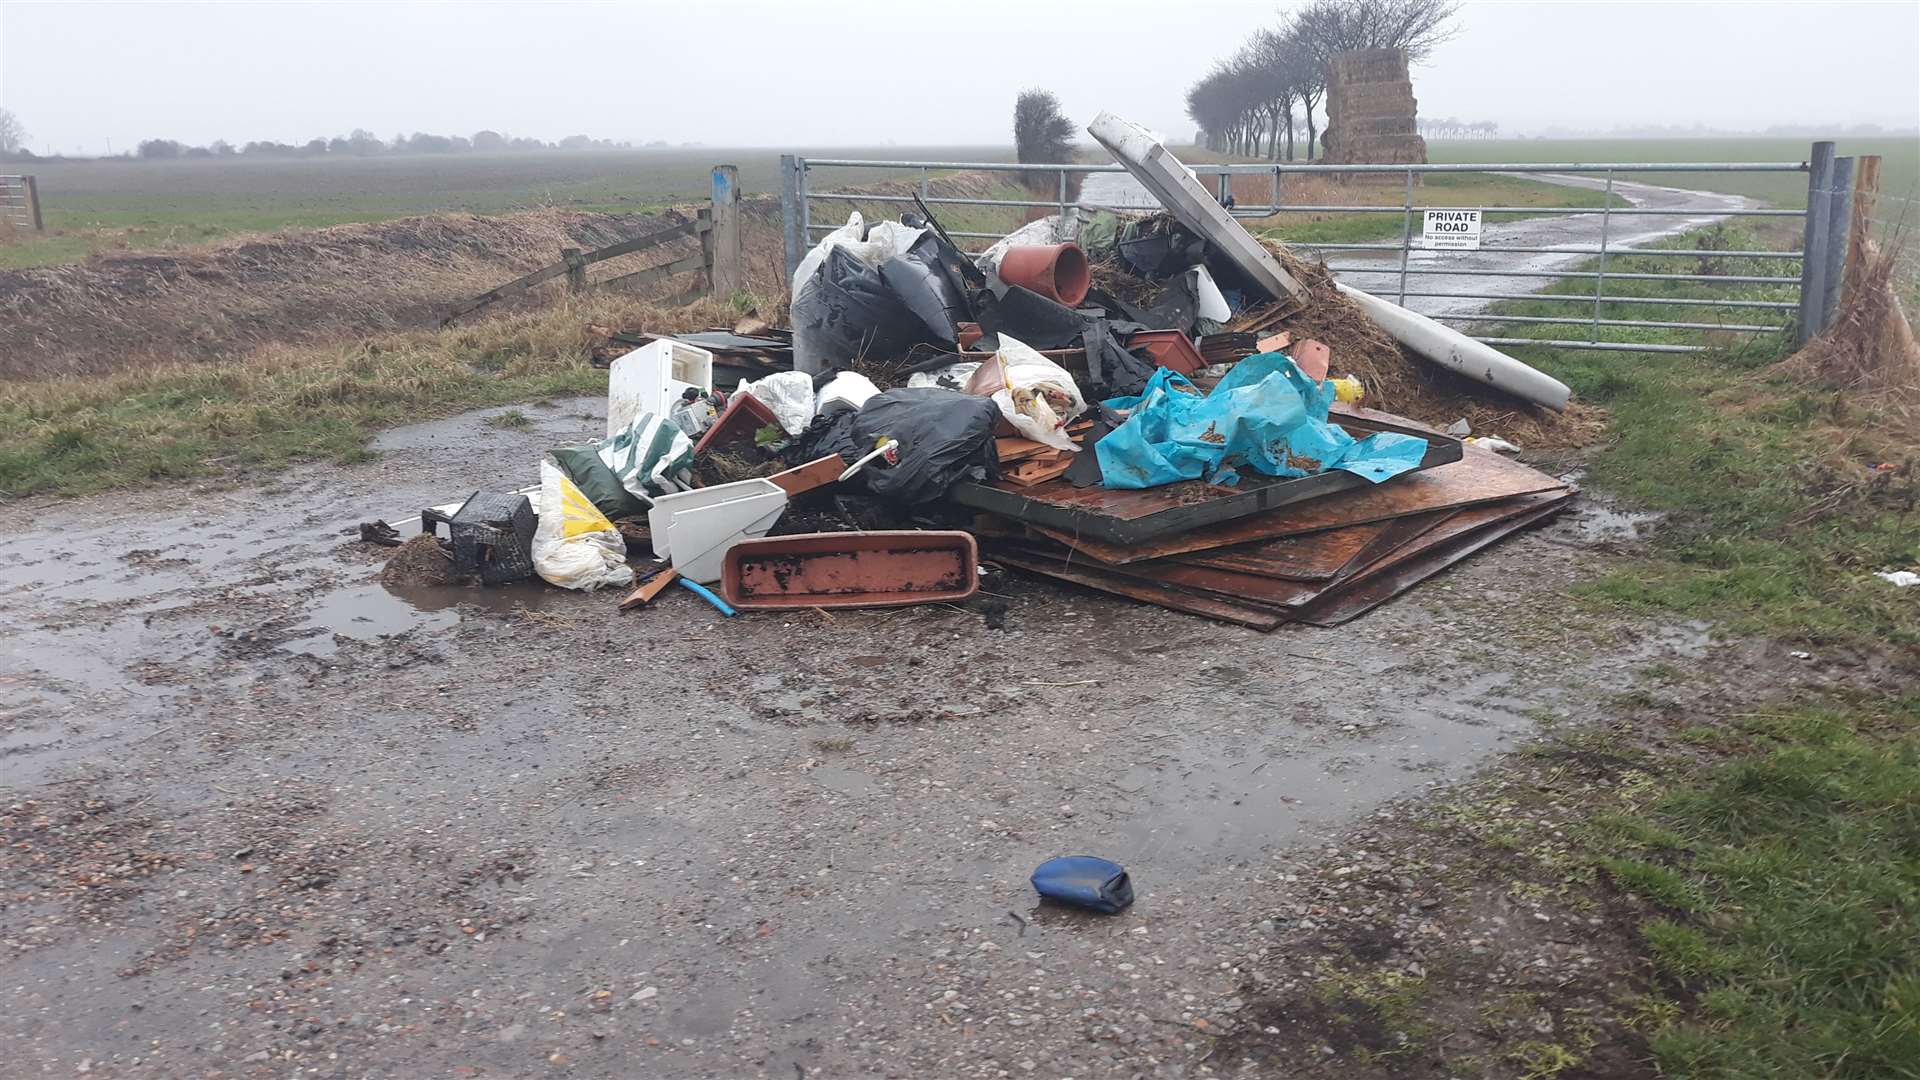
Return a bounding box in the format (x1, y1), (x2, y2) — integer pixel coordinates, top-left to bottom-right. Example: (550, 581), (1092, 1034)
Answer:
(847, 388), (1000, 504)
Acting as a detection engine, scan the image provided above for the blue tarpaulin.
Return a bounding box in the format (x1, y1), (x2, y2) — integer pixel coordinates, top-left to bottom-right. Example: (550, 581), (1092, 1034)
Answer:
(1094, 352), (1428, 490)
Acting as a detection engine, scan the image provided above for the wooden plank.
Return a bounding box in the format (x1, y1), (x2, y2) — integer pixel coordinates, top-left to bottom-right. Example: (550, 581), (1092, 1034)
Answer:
(597, 250), (708, 292)
(767, 455), (846, 496)
(1004, 455), (1073, 487)
(620, 569), (681, 611)
(996, 437), (1050, 463)
(1030, 447), (1565, 564)
(1170, 519), (1393, 580)
(574, 217), (702, 269)
(441, 259), (575, 324)
(987, 549), (1286, 631)
(1289, 495), (1572, 626)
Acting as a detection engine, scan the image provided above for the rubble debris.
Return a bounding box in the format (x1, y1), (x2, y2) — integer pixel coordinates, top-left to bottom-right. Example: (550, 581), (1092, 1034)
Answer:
(387, 130), (1595, 632)
(718, 531), (979, 610)
(380, 534), (456, 588)
(1031, 855), (1135, 914)
(358, 520), (402, 547)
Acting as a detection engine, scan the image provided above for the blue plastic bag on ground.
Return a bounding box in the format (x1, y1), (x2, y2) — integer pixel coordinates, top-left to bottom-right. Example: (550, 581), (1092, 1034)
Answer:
(1031, 855), (1134, 914)
(1095, 352), (1427, 490)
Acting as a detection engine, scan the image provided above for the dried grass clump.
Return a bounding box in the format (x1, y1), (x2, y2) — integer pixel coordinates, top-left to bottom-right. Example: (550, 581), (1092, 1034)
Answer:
(1777, 243), (1920, 404)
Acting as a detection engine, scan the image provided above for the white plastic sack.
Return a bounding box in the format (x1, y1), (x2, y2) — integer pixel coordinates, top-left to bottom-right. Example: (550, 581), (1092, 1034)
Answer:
(532, 461), (634, 591)
(984, 335), (1086, 452)
(906, 361), (984, 391)
(790, 212), (927, 296)
(739, 370), (818, 437)
(817, 370), (880, 413)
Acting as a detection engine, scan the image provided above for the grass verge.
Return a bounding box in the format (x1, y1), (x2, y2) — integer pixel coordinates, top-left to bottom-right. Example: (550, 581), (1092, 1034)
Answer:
(1486, 223), (1918, 649)
(0, 292), (752, 499)
(1594, 693), (1920, 1077)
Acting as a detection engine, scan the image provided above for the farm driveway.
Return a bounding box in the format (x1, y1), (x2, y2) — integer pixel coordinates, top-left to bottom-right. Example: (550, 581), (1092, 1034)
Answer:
(3, 401), (1723, 1078)
(1079, 171), (1755, 318)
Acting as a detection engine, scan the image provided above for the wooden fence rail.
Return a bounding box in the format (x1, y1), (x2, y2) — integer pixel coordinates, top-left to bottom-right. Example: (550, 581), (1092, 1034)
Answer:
(0, 174), (44, 232)
(442, 164), (744, 325)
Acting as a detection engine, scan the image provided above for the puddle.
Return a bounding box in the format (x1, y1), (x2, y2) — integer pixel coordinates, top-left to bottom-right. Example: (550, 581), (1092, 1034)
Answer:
(283, 585), (461, 658)
(369, 397), (602, 454)
(1100, 696), (1531, 876)
(1554, 502), (1665, 545)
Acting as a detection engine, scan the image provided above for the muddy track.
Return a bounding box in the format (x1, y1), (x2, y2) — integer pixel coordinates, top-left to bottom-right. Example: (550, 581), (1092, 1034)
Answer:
(0, 396), (1816, 1078)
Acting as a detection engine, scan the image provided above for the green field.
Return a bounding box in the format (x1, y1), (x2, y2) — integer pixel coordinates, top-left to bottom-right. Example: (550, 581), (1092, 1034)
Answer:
(1428, 136), (1920, 209)
(7, 136), (1912, 271)
(0, 147), (1017, 268)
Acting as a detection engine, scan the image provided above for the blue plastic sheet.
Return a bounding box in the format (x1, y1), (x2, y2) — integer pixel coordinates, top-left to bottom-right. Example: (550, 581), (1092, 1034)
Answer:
(1095, 352), (1428, 490)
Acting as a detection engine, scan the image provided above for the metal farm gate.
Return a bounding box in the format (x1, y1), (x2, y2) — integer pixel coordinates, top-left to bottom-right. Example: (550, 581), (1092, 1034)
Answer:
(777, 142), (1865, 352)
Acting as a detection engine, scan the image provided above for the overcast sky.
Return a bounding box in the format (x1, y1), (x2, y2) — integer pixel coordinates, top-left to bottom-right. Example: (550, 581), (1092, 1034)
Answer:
(1, 0), (1916, 154)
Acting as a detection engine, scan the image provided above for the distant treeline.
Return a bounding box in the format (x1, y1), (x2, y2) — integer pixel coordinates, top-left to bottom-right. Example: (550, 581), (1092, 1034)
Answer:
(117, 130), (655, 161)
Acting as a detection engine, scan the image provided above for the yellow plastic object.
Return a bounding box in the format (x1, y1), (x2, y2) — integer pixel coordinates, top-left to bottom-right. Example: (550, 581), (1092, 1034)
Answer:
(1330, 375), (1365, 404)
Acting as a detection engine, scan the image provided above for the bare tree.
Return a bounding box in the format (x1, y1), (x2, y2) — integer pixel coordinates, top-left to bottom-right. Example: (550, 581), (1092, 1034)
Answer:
(1287, 0), (1461, 64)
(1285, 0), (1458, 158)
(0, 108), (25, 155)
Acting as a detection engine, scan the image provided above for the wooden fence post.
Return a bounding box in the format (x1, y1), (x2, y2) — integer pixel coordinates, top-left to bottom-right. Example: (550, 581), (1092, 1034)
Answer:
(562, 248), (586, 292)
(710, 165), (741, 297)
(24, 175), (43, 231)
(1843, 154), (1881, 299)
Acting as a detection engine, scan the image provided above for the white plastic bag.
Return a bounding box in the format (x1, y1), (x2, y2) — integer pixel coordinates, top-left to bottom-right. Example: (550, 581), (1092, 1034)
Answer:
(972, 334), (1086, 452)
(532, 461), (634, 591)
(817, 370), (880, 414)
(738, 370), (818, 437)
(790, 212), (926, 296)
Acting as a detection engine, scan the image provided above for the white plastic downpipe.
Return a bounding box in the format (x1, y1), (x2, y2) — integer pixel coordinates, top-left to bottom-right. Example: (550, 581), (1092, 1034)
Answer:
(1335, 283), (1572, 412)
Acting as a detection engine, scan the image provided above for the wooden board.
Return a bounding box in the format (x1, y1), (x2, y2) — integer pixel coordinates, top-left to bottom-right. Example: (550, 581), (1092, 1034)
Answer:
(1290, 495), (1573, 626)
(948, 414), (1463, 546)
(767, 455), (846, 496)
(1338, 492), (1568, 585)
(995, 437), (1051, 463)
(619, 569), (680, 610)
(1031, 447), (1565, 564)
(988, 550), (1287, 631)
(1166, 519), (1395, 580)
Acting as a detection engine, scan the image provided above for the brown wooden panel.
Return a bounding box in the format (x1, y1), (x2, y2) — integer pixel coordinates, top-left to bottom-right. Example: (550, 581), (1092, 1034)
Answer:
(1167, 519), (1393, 580)
(1032, 448), (1566, 564)
(987, 551), (1286, 631)
(1290, 494), (1573, 626)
